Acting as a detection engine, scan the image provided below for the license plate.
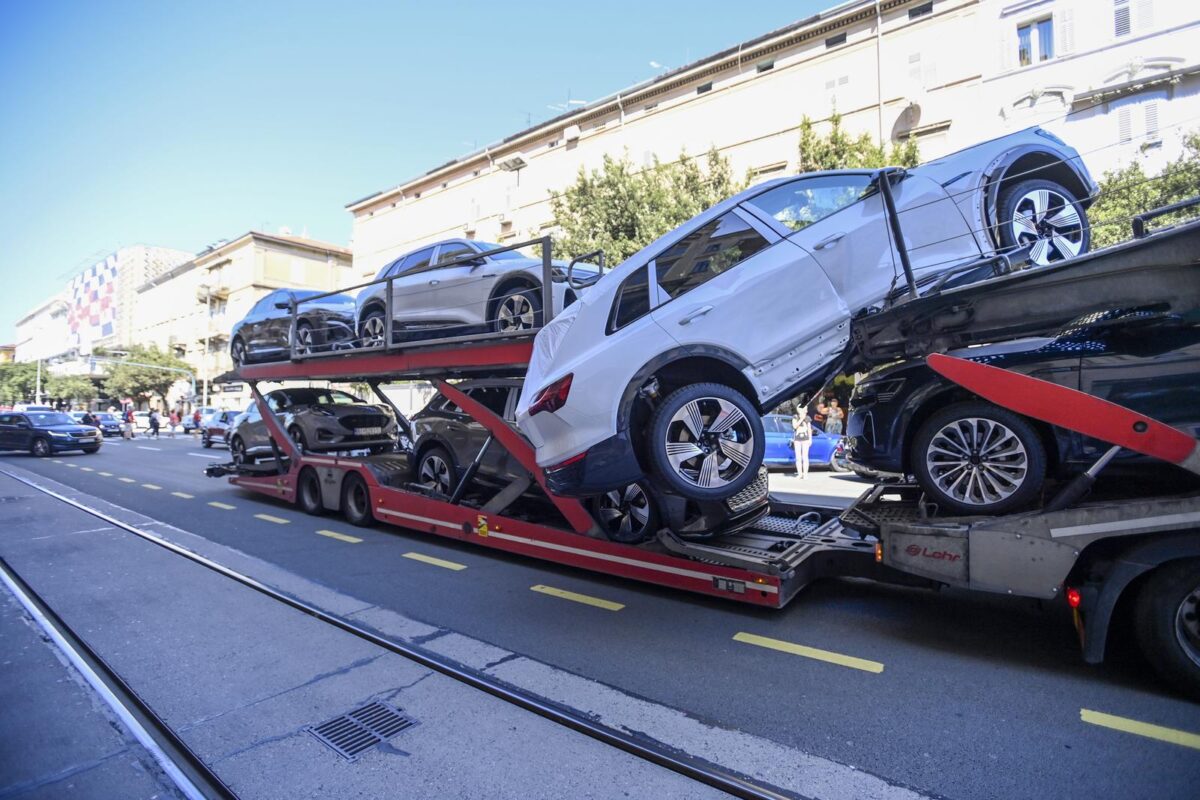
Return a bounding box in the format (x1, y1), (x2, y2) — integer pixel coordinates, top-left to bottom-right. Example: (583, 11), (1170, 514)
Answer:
(354, 427), (383, 436)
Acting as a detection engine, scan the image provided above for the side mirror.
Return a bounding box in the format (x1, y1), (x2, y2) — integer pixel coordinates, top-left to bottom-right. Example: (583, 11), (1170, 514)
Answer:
(274, 301), (291, 310)
(465, 257), (487, 269)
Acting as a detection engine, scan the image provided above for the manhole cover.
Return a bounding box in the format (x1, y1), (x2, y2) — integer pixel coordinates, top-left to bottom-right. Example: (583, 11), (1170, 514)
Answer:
(305, 702), (416, 761)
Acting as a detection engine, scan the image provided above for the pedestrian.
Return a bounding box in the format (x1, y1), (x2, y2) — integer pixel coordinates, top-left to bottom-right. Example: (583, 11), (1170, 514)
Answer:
(192, 408), (202, 435)
(825, 398), (845, 436)
(812, 398), (829, 431)
(168, 410), (180, 438)
(792, 409), (813, 479)
(149, 410), (161, 439)
(122, 407), (135, 439)
(80, 410), (96, 428)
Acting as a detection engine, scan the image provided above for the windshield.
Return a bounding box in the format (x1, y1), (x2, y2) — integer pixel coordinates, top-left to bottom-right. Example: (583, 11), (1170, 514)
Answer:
(475, 242), (530, 261)
(96, 413), (117, 422)
(285, 388), (363, 405)
(28, 412), (75, 426)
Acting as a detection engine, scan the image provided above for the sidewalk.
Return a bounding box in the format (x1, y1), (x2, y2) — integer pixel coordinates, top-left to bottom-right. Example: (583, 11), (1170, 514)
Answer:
(0, 471), (725, 800)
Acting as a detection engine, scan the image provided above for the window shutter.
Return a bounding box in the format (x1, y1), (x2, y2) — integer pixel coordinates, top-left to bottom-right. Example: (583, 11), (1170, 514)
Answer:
(1144, 101), (1160, 141)
(998, 26), (1015, 72)
(908, 53), (922, 85)
(1056, 7), (1075, 55)
(1114, 0), (1131, 37)
(1136, 0), (1154, 32)
(1117, 106), (1133, 144)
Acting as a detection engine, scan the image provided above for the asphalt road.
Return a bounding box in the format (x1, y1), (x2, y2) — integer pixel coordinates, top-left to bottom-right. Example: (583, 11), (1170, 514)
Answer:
(4, 435), (1199, 800)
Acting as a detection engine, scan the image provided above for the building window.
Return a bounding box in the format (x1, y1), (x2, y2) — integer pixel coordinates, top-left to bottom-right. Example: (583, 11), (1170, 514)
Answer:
(548, 139), (560, 148)
(756, 60), (774, 73)
(1144, 101), (1160, 144)
(697, 82), (712, 94)
(1117, 106), (1133, 144)
(1017, 17), (1054, 66)
(825, 33), (846, 48)
(909, 2), (933, 20)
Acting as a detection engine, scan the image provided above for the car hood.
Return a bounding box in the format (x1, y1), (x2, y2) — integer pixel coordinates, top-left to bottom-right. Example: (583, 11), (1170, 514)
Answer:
(40, 424), (98, 434)
(296, 404), (392, 417)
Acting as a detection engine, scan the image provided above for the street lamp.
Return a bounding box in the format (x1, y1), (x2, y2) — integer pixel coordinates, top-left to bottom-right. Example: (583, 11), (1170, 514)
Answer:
(198, 283), (211, 408)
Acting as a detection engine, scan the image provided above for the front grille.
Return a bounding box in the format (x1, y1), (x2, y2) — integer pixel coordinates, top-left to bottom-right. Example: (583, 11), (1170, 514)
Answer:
(338, 414), (388, 429)
(726, 467), (769, 513)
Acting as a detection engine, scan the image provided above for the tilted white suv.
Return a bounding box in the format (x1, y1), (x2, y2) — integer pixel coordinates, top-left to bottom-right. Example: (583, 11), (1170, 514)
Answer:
(516, 127), (1095, 502)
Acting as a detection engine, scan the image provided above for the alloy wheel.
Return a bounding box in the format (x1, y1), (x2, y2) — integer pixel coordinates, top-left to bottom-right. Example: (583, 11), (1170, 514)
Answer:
(419, 453), (452, 494)
(361, 315), (386, 348)
(1010, 188), (1084, 265)
(596, 484), (652, 540)
(497, 294), (535, 332)
(1176, 585), (1200, 669)
(231, 338), (246, 368)
(925, 417), (1028, 507)
(295, 324), (314, 356)
(663, 397), (756, 489)
(32, 439), (50, 457)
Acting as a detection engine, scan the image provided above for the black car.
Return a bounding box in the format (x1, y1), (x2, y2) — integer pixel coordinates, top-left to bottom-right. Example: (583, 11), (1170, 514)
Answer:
(846, 312), (1200, 515)
(230, 288), (356, 368)
(0, 411), (103, 456)
(92, 412), (123, 437)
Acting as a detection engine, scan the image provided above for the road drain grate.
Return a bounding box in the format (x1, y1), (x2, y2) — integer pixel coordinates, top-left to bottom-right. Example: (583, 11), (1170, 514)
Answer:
(305, 702), (417, 761)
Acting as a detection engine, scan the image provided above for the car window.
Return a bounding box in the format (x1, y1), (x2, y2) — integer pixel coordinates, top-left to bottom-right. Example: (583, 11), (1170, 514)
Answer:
(654, 212), (769, 300)
(465, 386), (508, 417)
(475, 242), (528, 261)
(267, 392), (288, 412)
(607, 266), (651, 333)
(763, 416), (791, 433)
(400, 246), (436, 273)
(745, 175), (875, 234)
(434, 242), (476, 266)
(0, 414), (13, 425)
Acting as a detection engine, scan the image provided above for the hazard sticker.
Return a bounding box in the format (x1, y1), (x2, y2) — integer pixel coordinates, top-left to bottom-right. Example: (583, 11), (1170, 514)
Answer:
(475, 515), (489, 537)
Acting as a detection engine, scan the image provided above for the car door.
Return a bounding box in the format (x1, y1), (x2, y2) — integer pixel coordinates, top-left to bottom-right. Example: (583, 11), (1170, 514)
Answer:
(648, 208), (848, 406)
(425, 241), (490, 333)
(9, 414), (33, 450)
(388, 246), (436, 330)
(0, 414), (15, 449)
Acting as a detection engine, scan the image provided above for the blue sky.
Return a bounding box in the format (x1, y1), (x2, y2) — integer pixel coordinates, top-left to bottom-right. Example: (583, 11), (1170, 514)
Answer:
(0, 0), (829, 341)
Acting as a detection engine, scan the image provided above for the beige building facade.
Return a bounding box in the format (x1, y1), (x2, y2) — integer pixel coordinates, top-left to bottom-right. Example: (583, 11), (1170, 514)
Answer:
(348, 0), (1200, 279)
(133, 231), (353, 408)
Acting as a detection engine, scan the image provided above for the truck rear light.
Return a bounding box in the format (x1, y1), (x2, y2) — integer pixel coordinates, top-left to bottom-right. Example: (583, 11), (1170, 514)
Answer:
(529, 373), (573, 416)
(1066, 586), (1082, 608)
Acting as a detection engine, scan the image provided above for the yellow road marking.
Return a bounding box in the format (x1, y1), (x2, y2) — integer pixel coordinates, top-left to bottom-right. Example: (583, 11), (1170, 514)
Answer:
(317, 529), (364, 544)
(733, 632), (884, 674)
(1081, 709), (1200, 751)
(530, 584), (623, 611)
(118, 477), (136, 483)
(254, 513), (289, 524)
(208, 501), (235, 510)
(403, 551), (465, 570)
(98, 472), (113, 477)
(80, 467), (94, 472)
(141, 483), (162, 490)
(171, 491), (194, 499)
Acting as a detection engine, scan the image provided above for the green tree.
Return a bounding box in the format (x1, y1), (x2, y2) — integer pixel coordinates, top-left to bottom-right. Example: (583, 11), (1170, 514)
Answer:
(45, 374), (98, 407)
(797, 111), (920, 172)
(1087, 131), (1200, 249)
(0, 362), (39, 405)
(102, 345), (193, 407)
(549, 147), (747, 265)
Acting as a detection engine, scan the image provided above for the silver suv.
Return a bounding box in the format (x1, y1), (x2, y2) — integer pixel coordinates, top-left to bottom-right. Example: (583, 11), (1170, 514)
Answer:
(355, 239), (598, 346)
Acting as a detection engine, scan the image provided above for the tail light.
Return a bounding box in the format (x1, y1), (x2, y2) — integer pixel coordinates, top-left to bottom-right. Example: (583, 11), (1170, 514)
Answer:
(1066, 587), (1082, 608)
(528, 373), (573, 416)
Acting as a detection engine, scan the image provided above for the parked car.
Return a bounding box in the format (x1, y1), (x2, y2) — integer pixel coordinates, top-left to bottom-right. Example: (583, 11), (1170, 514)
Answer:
(200, 409), (240, 448)
(355, 239), (600, 346)
(133, 411), (150, 431)
(762, 414), (848, 472)
(0, 411), (102, 456)
(516, 127), (1095, 504)
(91, 412), (123, 437)
(228, 388), (398, 463)
(845, 311), (1200, 514)
(230, 289), (357, 368)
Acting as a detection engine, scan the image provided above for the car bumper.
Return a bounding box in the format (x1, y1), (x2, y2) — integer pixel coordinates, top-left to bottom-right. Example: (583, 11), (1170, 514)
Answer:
(543, 431), (645, 497)
(50, 437), (101, 451)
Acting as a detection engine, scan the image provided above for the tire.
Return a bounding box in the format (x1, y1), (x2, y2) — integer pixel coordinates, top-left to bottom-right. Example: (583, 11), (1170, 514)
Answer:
(30, 438), (51, 458)
(341, 473), (373, 527)
(996, 178), (1090, 266)
(829, 453), (850, 473)
(297, 467), (325, 516)
(202, 433), (212, 449)
(288, 425), (309, 453)
(230, 435), (253, 465)
(360, 309), (387, 348)
(415, 445), (456, 496)
(294, 321), (314, 357)
(81, 446), (99, 454)
(647, 382), (764, 501)
(230, 336), (247, 368)
(591, 482), (659, 544)
(492, 287), (543, 334)
(911, 401), (1046, 515)
(1134, 559), (1200, 702)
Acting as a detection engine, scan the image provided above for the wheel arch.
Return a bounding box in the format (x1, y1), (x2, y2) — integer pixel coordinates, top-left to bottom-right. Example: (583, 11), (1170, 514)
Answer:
(357, 297), (387, 331)
(986, 148), (1093, 246)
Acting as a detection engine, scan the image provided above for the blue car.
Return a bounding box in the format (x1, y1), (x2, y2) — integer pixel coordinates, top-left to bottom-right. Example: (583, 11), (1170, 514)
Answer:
(762, 414), (848, 472)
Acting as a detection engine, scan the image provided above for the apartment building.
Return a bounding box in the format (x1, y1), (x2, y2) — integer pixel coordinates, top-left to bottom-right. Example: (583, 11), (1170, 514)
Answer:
(133, 230), (353, 407)
(348, 0), (1199, 279)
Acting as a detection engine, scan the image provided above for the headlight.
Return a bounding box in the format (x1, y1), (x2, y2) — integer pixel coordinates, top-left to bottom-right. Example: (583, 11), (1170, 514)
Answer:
(49, 431), (71, 437)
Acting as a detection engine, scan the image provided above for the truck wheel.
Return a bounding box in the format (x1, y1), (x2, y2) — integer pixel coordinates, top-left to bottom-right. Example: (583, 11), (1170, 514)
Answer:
(911, 401), (1046, 515)
(341, 473), (374, 527)
(297, 467), (325, 516)
(591, 482), (658, 544)
(1135, 559), (1200, 702)
(996, 178), (1089, 266)
(647, 382), (764, 501)
(30, 438), (51, 458)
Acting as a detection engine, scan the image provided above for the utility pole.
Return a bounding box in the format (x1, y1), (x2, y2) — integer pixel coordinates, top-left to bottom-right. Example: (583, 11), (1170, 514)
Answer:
(35, 359), (42, 404)
(875, 0), (885, 148)
(199, 284), (211, 408)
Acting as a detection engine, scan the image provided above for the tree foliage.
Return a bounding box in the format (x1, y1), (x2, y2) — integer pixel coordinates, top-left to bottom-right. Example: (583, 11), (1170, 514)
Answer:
(102, 345), (193, 406)
(549, 148), (746, 265)
(0, 362), (39, 405)
(797, 112), (920, 172)
(1087, 131), (1200, 249)
(45, 374), (98, 406)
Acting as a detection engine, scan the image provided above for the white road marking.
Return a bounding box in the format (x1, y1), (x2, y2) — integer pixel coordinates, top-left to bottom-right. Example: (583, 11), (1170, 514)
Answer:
(136, 446), (162, 451)
(186, 453), (214, 458)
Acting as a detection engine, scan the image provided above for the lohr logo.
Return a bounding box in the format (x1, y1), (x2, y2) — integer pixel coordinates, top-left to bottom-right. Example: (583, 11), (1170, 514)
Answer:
(905, 543), (962, 562)
(906, 544), (921, 556)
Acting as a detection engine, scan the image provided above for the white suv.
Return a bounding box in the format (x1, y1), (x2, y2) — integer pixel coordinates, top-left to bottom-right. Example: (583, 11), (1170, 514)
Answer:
(515, 128), (1095, 502)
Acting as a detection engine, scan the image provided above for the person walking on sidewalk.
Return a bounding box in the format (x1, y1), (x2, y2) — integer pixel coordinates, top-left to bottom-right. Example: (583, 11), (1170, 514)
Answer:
(792, 409), (813, 479)
(167, 410), (180, 438)
(148, 410), (161, 439)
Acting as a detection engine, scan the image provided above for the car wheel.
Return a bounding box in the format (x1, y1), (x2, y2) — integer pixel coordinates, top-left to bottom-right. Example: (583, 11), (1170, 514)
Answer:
(647, 382), (765, 500)
(230, 337), (247, 368)
(230, 435), (253, 465)
(81, 446), (99, 454)
(996, 178), (1089, 266)
(297, 467), (325, 516)
(829, 453), (850, 473)
(288, 425), (309, 453)
(30, 438), (51, 458)
(1135, 559), (1200, 702)
(911, 401), (1046, 515)
(341, 473), (373, 526)
(591, 482), (658, 544)
(294, 321), (314, 357)
(415, 445), (456, 496)
(492, 288), (542, 334)
(360, 309), (387, 348)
